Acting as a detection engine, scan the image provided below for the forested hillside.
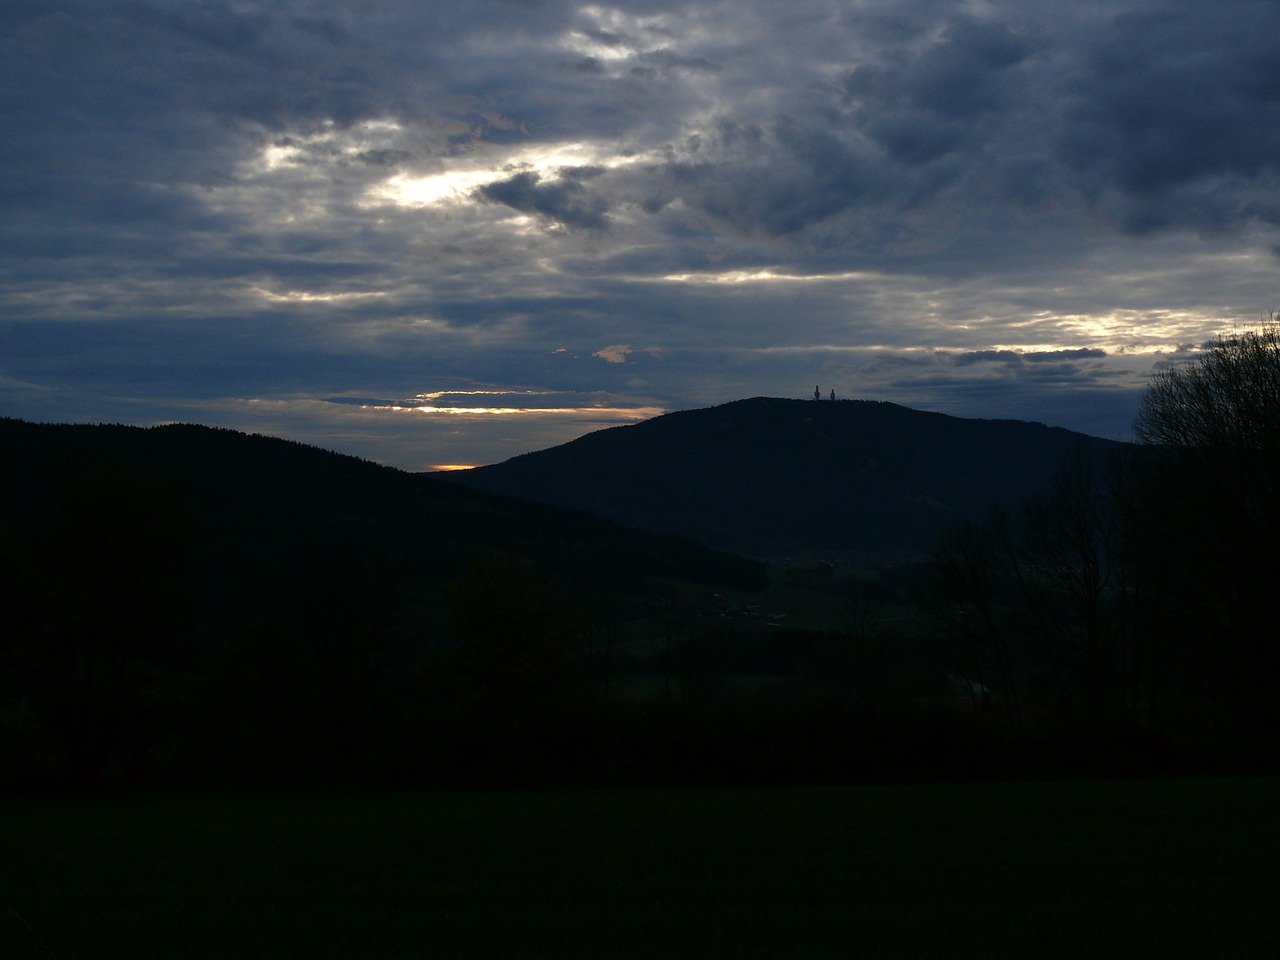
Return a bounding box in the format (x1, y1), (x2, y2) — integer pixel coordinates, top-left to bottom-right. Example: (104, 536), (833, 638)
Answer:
(447, 397), (1127, 560)
(3, 376), (1276, 793)
(0, 418), (763, 788)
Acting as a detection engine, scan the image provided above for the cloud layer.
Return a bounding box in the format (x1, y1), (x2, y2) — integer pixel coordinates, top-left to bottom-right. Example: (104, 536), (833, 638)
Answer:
(4, 1), (1280, 468)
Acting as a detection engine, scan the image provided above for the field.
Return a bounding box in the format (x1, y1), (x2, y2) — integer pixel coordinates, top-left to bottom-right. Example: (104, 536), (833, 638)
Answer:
(2, 779), (1278, 958)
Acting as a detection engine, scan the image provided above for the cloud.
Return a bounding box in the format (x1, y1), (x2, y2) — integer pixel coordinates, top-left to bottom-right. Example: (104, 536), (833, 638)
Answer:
(4, 1), (1280, 468)
(955, 348), (1108, 366)
(476, 170), (611, 229)
(1057, 4), (1280, 232)
(593, 345), (632, 364)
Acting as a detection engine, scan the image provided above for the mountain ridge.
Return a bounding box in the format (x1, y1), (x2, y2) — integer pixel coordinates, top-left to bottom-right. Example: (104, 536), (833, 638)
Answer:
(444, 397), (1131, 561)
(0, 416), (766, 624)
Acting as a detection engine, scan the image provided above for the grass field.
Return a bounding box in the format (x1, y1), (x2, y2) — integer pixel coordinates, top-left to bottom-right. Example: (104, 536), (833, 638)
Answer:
(2, 779), (1278, 958)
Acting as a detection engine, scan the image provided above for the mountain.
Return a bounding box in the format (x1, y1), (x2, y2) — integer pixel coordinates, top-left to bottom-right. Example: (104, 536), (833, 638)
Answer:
(0, 417), (766, 628)
(443, 397), (1131, 562)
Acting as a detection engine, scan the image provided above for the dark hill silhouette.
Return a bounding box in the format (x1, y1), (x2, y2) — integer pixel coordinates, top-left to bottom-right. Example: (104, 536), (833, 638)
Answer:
(0, 417), (765, 628)
(444, 397), (1130, 560)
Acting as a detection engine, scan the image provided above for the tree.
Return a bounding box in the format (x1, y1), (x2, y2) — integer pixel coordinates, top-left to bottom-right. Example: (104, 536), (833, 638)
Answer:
(283, 541), (405, 779)
(1014, 451), (1122, 710)
(1132, 319), (1280, 740)
(7, 462), (198, 786)
(423, 555), (588, 782)
(929, 512), (1024, 729)
(1134, 320), (1280, 458)
(929, 449), (1141, 727)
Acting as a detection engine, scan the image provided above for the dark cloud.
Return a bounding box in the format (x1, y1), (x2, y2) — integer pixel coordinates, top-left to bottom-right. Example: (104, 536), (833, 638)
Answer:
(476, 170), (611, 229)
(290, 14), (353, 47)
(956, 348), (1107, 366)
(4, 1), (1280, 467)
(637, 49), (721, 76)
(1059, 3), (1280, 230)
(1024, 348), (1107, 363)
(566, 57), (606, 74)
(354, 149), (414, 167)
(845, 14), (1036, 153)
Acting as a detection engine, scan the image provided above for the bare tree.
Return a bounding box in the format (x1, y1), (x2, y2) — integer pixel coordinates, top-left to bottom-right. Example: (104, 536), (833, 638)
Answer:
(1015, 451), (1120, 709)
(930, 514), (1023, 729)
(1132, 318), (1280, 738)
(931, 448), (1145, 727)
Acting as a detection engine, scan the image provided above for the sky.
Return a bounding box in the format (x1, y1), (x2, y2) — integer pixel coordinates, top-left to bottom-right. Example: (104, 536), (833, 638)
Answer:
(4, 1), (1280, 471)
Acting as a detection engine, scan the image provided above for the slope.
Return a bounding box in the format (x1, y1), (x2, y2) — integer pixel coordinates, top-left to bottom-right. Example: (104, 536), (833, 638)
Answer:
(0, 417), (766, 628)
(445, 397), (1129, 560)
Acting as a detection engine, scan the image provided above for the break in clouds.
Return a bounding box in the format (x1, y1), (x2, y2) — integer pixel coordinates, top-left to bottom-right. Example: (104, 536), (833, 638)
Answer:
(3, 0), (1280, 467)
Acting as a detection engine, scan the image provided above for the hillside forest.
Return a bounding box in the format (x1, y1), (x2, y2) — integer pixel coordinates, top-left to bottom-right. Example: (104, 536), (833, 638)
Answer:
(2, 330), (1279, 790)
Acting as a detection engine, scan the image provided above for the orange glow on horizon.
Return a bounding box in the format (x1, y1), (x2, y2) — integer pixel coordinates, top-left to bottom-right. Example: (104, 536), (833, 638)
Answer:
(359, 403), (665, 419)
(430, 464), (477, 472)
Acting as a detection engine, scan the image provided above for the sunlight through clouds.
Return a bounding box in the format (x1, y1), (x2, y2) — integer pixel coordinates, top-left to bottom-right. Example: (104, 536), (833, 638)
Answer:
(561, 4), (697, 64)
(355, 387), (663, 420)
(365, 141), (663, 210)
(253, 288), (389, 303)
(7, 1), (1280, 467)
(659, 269), (888, 284)
(366, 403), (660, 416)
(1026, 310), (1234, 354)
(249, 119), (412, 174)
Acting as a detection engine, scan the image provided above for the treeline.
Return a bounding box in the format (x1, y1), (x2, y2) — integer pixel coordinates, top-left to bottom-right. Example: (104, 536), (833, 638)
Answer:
(0, 419), (767, 791)
(929, 325), (1280, 760)
(6, 317), (1280, 792)
(0, 455), (1158, 791)
(0, 461), (1227, 792)
(0, 480), (971, 790)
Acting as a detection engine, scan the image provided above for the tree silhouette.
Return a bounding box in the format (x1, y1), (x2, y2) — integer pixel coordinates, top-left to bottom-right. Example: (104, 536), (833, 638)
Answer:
(929, 448), (1145, 728)
(285, 541), (406, 778)
(421, 555), (587, 782)
(1133, 320), (1280, 739)
(929, 513), (1024, 729)
(1015, 452), (1122, 709)
(10, 462), (197, 785)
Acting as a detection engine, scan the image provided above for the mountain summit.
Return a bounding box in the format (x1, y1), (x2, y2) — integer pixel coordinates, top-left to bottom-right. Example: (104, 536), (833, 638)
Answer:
(444, 397), (1128, 561)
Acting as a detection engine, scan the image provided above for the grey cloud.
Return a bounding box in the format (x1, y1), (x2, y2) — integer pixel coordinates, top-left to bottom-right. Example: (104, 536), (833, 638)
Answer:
(652, 117), (879, 236)
(5, 1), (1280, 469)
(955, 350), (1027, 366)
(844, 15), (1035, 121)
(832, 14), (1040, 175)
(637, 49), (721, 75)
(1024, 348), (1107, 363)
(144, 0), (274, 54)
(290, 14), (353, 46)
(476, 171), (611, 229)
(577, 26), (630, 51)
(566, 57), (605, 74)
(1058, 3), (1280, 231)
(955, 348), (1108, 366)
(354, 149), (414, 167)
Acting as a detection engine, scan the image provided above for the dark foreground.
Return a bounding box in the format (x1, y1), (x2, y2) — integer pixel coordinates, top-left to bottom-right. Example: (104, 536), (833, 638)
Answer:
(3, 779), (1278, 959)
